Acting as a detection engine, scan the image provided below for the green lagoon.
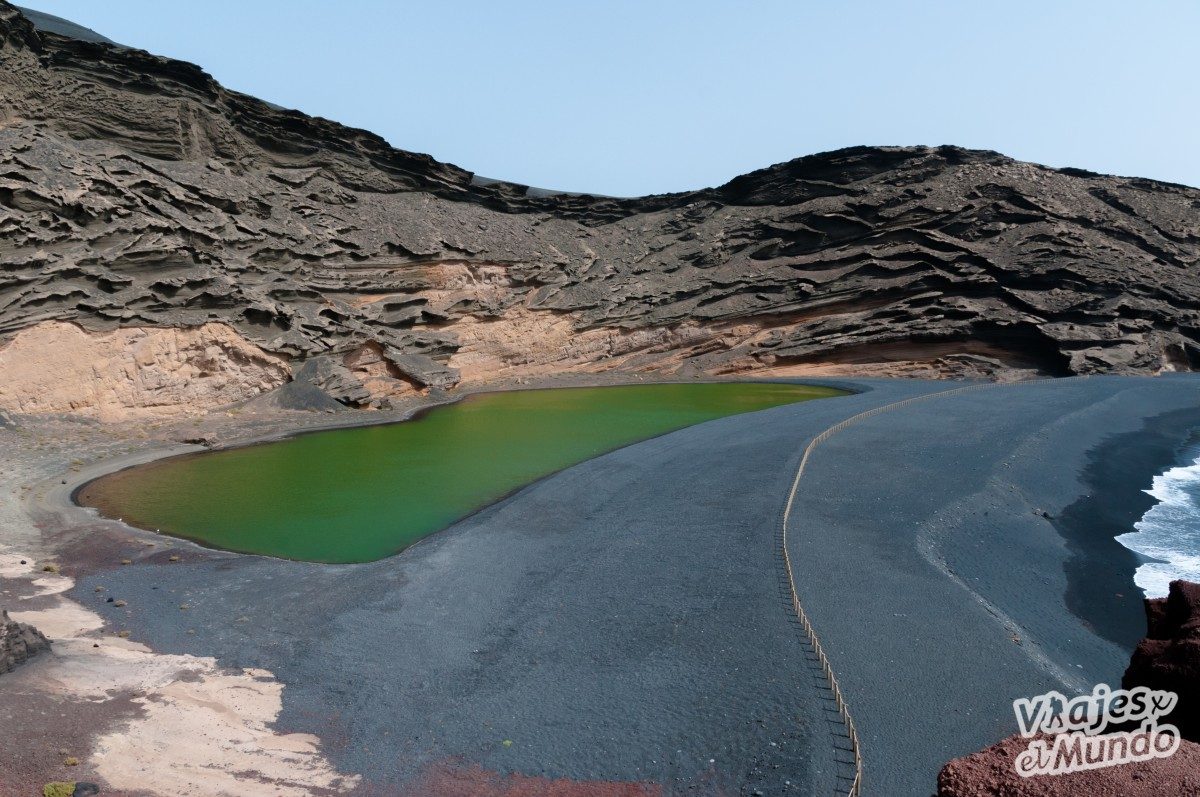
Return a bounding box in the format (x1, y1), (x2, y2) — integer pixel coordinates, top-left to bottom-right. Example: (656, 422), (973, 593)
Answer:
(78, 382), (843, 563)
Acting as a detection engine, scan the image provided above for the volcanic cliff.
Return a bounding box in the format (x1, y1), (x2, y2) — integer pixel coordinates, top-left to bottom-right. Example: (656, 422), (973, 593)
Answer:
(2, 2), (1199, 419)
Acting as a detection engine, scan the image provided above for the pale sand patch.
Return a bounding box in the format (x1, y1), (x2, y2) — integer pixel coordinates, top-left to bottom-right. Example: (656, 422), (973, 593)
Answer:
(27, 636), (193, 697)
(90, 665), (357, 797)
(16, 573), (75, 600)
(1, 541), (359, 796)
(0, 550), (32, 578)
(9, 599), (103, 638)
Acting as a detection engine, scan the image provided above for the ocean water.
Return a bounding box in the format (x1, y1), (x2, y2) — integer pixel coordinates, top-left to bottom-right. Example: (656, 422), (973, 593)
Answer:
(1117, 447), (1200, 598)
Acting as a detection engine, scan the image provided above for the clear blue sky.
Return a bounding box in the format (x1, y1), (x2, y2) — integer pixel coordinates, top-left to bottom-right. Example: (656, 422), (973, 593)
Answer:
(21, 1), (1200, 196)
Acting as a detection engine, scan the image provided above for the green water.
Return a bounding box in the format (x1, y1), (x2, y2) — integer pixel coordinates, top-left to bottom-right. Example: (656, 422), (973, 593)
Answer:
(79, 383), (843, 563)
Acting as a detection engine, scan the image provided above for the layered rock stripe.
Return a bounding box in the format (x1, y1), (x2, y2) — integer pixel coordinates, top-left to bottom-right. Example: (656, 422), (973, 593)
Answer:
(3, 2), (1200, 419)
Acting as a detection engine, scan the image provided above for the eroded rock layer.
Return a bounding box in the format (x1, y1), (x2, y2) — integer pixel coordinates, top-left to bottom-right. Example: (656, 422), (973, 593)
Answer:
(2, 2), (1199, 415)
(0, 321), (290, 421)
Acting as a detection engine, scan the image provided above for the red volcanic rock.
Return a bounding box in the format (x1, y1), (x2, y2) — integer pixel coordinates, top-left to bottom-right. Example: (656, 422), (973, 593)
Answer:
(937, 581), (1200, 795)
(1123, 580), (1200, 742)
(936, 733), (1200, 796)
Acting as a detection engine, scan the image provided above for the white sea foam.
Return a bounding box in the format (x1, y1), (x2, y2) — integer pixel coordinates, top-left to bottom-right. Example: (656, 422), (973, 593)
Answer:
(1116, 454), (1200, 598)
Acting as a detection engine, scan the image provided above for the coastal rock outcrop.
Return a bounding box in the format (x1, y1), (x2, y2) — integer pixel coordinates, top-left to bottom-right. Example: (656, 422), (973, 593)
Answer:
(1, 609), (51, 674)
(1123, 579), (1200, 742)
(2, 0), (1200, 418)
(935, 733), (1200, 796)
(937, 580), (1200, 795)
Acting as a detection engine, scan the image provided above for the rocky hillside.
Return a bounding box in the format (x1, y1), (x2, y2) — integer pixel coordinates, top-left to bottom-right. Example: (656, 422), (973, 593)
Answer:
(2, 2), (1199, 419)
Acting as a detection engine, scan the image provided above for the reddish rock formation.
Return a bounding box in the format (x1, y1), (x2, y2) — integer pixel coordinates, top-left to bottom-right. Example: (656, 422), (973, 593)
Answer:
(938, 581), (1200, 795)
(936, 733), (1200, 796)
(1123, 580), (1200, 742)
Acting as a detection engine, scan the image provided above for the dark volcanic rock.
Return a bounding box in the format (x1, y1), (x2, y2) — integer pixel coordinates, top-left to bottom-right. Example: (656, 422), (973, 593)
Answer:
(1123, 580), (1200, 742)
(15, 5), (117, 45)
(1, 0), (1200, 415)
(0, 608), (50, 674)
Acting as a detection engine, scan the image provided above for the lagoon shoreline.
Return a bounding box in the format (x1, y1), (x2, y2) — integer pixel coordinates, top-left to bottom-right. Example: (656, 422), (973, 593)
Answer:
(73, 382), (846, 564)
(3, 373), (1199, 795)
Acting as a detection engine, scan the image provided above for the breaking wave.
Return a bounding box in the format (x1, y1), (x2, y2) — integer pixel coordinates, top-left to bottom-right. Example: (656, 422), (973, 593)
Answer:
(1117, 453), (1200, 598)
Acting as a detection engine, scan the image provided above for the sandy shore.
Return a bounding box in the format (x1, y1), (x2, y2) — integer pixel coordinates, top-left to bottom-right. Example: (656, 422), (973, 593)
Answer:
(789, 374), (1200, 795)
(2, 374), (1197, 795)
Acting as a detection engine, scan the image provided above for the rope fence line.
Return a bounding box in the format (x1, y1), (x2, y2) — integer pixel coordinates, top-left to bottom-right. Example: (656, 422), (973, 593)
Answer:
(779, 378), (1068, 796)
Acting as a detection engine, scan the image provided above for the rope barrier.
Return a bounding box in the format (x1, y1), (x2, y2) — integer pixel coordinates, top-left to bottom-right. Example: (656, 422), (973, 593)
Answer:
(779, 378), (1069, 795)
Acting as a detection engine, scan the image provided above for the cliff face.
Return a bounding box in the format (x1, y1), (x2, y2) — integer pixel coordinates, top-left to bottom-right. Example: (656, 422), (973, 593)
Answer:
(3, 2), (1200, 416)
(1123, 580), (1200, 742)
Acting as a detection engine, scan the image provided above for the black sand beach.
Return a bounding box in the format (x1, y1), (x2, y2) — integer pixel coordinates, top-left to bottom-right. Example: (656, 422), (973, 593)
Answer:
(1055, 405), (1200, 647)
(15, 374), (1199, 795)
(791, 375), (1200, 795)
